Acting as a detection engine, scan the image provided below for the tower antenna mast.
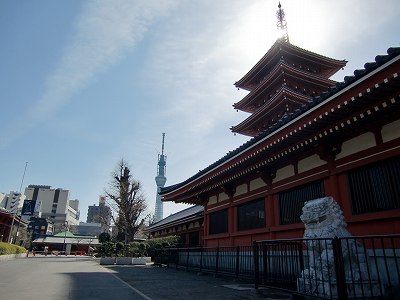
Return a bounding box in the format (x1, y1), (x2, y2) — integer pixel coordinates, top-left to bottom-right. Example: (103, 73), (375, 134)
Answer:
(276, 2), (289, 43)
(161, 132), (165, 155)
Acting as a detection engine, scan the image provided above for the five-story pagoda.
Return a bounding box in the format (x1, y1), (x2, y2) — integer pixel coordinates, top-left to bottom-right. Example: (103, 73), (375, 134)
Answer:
(232, 41), (346, 137)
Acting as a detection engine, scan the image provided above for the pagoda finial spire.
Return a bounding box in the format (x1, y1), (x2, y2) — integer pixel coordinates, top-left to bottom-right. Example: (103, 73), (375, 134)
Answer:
(276, 2), (289, 43)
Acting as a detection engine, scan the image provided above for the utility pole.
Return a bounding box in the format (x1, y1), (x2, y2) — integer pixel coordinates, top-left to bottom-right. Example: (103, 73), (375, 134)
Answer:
(8, 162), (28, 244)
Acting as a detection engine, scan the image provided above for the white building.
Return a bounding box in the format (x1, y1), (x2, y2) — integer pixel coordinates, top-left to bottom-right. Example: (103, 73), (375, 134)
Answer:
(0, 191), (26, 214)
(24, 185), (80, 231)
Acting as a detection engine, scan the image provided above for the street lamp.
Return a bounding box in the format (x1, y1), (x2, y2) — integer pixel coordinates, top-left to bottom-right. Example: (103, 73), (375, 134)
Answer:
(7, 199), (18, 244)
(63, 221), (69, 255)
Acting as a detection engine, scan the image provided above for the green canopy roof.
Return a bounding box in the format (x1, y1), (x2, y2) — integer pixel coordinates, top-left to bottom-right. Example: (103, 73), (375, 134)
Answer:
(33, 230), (100, 245)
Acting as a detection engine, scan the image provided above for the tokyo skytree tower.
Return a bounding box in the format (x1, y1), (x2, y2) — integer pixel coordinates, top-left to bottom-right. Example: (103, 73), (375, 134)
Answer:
(154, 133), (167, 222)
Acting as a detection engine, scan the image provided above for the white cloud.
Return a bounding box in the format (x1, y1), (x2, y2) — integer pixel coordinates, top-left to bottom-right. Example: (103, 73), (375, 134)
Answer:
(30, 0), (177, 120)
(143, 1), (262, 138)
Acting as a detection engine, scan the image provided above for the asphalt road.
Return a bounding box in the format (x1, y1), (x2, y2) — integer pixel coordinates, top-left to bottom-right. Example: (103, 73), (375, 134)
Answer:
(0, 256), (290, 300)
(0, 256), (149, 300)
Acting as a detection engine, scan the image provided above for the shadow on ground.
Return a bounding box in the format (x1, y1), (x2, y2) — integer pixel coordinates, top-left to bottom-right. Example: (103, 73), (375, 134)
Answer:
(101, 264), (291, 300)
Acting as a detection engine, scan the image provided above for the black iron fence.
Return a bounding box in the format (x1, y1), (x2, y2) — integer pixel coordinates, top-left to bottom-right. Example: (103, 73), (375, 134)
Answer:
(153, 245), (254, 280)
(153, 235), (400, 299)
(254, 235), (400, 299)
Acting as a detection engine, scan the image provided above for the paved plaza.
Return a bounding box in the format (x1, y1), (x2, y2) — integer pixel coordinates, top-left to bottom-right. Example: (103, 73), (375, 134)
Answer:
(0, 256), (291, 300)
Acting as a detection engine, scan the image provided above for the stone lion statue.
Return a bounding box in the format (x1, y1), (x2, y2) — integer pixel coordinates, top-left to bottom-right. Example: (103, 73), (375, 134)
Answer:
(298, 196), (371, 297)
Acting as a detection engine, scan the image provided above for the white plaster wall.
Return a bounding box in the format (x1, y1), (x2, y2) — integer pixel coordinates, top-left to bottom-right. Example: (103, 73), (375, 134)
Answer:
(298, 154), (326, 173)
(250, 177), (266, 191)
(381, 119), (400, 143)
(208, 195), (217, 206)
(234, 183), (248, 196)
(219, 192), (229, 202)
(273, 165), (295, 183)
(336, 132), (376, 159)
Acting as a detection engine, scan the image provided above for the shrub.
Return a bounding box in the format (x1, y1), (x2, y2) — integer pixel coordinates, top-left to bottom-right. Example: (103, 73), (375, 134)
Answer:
(97, 241), (115, 257)
(126, 242), (140, 257)
(145, 236), (180, 249)
(138, 243), (149, 257)
(115, 242), (124, 256)
(0, 242), (27, 255)
(145, 236), (180, 258)
(96, 235), (181, 258)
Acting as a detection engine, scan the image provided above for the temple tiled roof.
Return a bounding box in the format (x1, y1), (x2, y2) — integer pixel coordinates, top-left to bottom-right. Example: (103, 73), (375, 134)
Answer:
(160, 46), (400, 196)
(146, 205), (203, 231)
(33, 231), (99, 245)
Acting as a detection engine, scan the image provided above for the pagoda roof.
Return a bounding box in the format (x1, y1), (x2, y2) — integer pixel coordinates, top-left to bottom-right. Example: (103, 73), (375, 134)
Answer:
(231, 87), (312, 136)
(235, 40), (346, 91)
(160, 47), (400, 204)
(233, 61), (337, 113)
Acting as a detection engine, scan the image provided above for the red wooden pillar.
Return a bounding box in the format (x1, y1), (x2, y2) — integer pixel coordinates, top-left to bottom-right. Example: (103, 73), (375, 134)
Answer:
(324, 174), (341, 203)
(265, 193), (276, 240)
(228, 204), (235, 245)
(185, 232), (190, 247)
(203, 211), (209, 247)
(336, 174), (353, 219)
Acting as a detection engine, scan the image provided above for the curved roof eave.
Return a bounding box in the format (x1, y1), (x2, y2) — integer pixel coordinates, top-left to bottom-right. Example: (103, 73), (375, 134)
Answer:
(161, 47), (400, 198)
(235, 40), (347, 89)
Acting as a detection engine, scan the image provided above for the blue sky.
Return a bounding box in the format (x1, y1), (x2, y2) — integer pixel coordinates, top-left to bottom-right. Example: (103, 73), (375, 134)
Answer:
(1, 0), (399, 222)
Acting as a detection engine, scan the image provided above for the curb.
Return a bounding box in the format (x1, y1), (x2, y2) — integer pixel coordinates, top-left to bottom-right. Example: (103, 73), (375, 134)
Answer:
(0, 253), (27, 262)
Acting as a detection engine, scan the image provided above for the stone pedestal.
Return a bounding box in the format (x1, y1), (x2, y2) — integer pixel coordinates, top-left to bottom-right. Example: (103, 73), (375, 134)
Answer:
(297, 277), (380, 299)
(99, 257), (115, 265)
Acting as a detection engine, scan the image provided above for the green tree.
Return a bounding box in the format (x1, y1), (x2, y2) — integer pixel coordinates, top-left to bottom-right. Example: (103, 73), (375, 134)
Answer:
(98, 232), (111, 243)
(105, 159), (148, 243)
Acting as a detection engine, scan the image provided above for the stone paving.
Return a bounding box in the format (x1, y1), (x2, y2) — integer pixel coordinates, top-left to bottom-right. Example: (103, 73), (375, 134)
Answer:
(0, 255), (293, 299)
(105, 263), (292, 300)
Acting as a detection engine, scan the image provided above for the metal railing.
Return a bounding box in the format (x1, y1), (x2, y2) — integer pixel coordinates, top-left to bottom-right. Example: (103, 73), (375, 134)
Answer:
(254, 235), (400, 299)
(153, 245), (254, 280)
(153, 235), (400, 299)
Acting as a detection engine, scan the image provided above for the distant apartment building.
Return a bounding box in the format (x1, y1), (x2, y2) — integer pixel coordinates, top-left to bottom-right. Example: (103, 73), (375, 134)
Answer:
(0, 191), (26, 214)
(87, 196), (112, 232)
(24, 185), (80, 232)
(73, 222), (103, 236)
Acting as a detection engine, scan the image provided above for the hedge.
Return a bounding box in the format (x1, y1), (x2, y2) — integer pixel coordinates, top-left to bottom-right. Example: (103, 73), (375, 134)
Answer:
(0, 242), (27, 255)
(96, 236), (181, 257)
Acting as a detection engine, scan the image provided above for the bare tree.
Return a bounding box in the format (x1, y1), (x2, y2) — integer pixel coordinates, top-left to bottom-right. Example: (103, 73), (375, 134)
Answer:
(105, 159), (148, 243)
